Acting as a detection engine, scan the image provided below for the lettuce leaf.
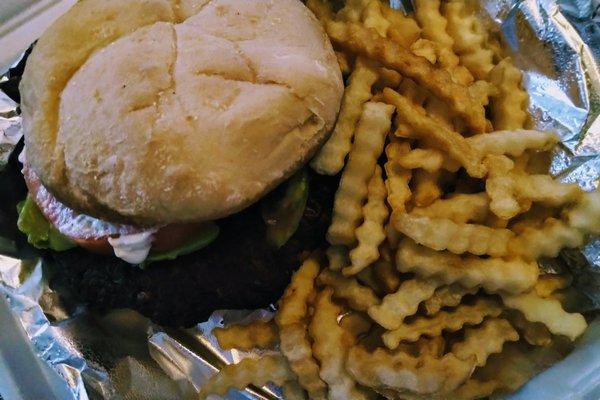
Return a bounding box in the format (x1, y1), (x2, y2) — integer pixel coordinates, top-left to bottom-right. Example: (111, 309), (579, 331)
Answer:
(145, 223), (220, 263)
(17, 196), (76, 251)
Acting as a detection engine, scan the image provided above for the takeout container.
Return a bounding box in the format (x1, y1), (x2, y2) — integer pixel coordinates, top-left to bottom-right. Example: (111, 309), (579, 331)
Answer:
(1, 0), (600, 399)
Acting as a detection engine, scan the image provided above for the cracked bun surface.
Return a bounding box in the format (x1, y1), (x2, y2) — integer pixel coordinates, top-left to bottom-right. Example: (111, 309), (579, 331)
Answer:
(20, 0), (343, 225)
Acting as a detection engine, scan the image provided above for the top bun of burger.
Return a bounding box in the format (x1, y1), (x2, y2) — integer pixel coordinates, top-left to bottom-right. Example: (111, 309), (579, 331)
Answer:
(20, 0), (343, 226)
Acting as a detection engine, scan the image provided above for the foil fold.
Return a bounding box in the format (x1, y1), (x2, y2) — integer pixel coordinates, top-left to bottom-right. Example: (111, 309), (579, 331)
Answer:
(1, 1), (600, 399)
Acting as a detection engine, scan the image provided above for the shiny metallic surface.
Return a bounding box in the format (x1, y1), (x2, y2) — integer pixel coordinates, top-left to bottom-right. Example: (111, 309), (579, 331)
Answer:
(1, 1), (600, 399)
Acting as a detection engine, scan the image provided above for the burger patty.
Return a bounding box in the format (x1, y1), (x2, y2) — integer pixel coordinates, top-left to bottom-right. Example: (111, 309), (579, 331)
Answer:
(49, 170), (338, 327)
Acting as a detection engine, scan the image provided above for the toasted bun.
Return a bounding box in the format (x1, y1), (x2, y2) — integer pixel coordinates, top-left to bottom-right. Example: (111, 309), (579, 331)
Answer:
(20, 0), (343, 225)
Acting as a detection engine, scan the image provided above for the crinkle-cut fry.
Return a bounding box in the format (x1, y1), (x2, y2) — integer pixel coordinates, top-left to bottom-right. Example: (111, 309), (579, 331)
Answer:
(535, 274), (573, 298)
(311, 65), (378, 175)
(347, 165), (389, 275)
(425, 96), (457, 131)
(504, 309), (553, 347)
(468, 130), (559, 158)
(380, 4), (421, 48)
(412, 169), (442, 207)
(396, 148), (445, 173)
(275, 258), (327, 399)
(375, 67), (402, 89)
(346, 346), (475, 394)
(336, 0), (370, 22)
(385, 221), (403, 250)
(318, 269), (380, 311)
(356, 265), (385, 295)
(566, 190), (600, 235)
(414, 0), (457, 67)
(451, 379), (503, 400)
(396, 238), (539, 294)
(382, 298), (503, 349)
(198, 355), (295, 398)
(383, 89), (485, 177)
(373, 258), (402, 293)
(385, 141), (412, 214)
(214, 321), (278, 351)
(340, 312), (373, 339)
(326, 21), (487, 133)
(327, 102), (394, 246)
(489, 58), (529, 130)
(469, 80), (495, 107)
(306, 0), (333, 23)
(412, 193), (490, 224)
(452, 318), (519, 367)
(410, 39), (438, 65)
(310, 288), (373, 400)
(394, 213), (514, 257)
(443, 0), (494, 80)
(424, 284), (479, 316)
(368, 278), (439, 330)
(508, 218), (585, 260)
(501, 291), (587, 341)
(327, 245), (350, 271)
(362, 0), (390, 37)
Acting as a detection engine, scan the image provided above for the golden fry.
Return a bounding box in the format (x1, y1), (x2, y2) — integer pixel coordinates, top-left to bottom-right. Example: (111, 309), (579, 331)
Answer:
(214, 320), (278, 351)
(489, 58), (529, 130)
(424, 284), (479, 316)
(317, 269), (380, 312)
(452, 318), (519, 367)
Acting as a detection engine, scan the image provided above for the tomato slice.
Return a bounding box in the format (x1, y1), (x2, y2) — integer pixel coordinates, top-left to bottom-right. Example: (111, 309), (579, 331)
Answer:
(22, 165), (206, 256)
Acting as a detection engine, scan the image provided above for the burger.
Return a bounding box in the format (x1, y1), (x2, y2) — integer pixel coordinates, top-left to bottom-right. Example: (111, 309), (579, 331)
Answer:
(12, 0), (344, 326)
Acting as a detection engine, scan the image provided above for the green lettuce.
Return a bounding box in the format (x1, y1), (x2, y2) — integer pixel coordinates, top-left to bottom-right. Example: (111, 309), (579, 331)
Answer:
(145, 223), (220, 264)
(16, 196), (76, 251)
(261, 169), (309, 248)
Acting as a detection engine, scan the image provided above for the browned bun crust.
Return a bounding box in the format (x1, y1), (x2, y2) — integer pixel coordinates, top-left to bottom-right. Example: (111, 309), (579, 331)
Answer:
(20, 0), (343, 225)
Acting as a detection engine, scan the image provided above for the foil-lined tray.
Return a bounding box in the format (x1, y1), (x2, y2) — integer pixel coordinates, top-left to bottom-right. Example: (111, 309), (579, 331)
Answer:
(1, 1), (600, 399)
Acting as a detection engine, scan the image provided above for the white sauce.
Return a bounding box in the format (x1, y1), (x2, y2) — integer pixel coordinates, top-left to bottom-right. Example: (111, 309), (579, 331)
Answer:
(108, 231), (155, 264)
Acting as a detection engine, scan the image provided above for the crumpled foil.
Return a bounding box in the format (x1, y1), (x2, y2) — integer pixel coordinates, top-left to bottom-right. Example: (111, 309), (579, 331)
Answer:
(1, 1), (600, 399)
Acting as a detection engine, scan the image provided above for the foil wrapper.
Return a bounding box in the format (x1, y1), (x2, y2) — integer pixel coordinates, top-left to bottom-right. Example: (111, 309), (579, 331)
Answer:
(1, 1), (600, 399)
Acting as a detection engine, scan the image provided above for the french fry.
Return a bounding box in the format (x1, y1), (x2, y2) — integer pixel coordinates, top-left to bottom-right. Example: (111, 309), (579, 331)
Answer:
(346, 346), (475, 394)
(326, 21), (487, 133)
(504, 309), (553, 347)
(468, 130), (558, 158)
(368, 278), (439, 330)
(336, 0), (370, 22)
(412, 169), (443, 207)
(327, 245), (350, 271)
(310, 288), (373, 400)
(356, 265), (385, 296)
(508, 218), (585, 260)
(317, 269), (380, 312)
(443, 0), (494, 80)
(394, 213), (514, 257)
(335, 51), (352, 75)
(489, 58), (529, 130)
(311, 65), (378, 175)
(535, 274), (573, 298)
(327, 102), (394, 246)
(380, 4), (421, 48)
(362, 0), (390, 37)
(412, 193), (490, 224)
(383, 298), (503, 349)
(501, 291), (587, 341)
(411, 38), (438, 65)
(275, 258), (328, 399)
(384, 141), (413, 214)
(396, 238), (539, 294)
(452, 318), (519, 367)
(383, 88), (486, 177)
(424, 284), (479, 316)
(198, 355), (295, 398)
(396, 148), (445, 173)
(566, 190), (600, 235)
(347, 165), (389, 274)
(214, 321), (278, 351)
(414, 0), (457, 68)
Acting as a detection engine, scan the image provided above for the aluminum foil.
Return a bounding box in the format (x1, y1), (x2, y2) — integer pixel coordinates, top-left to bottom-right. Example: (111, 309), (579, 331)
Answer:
(1, 1), (600, 400)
